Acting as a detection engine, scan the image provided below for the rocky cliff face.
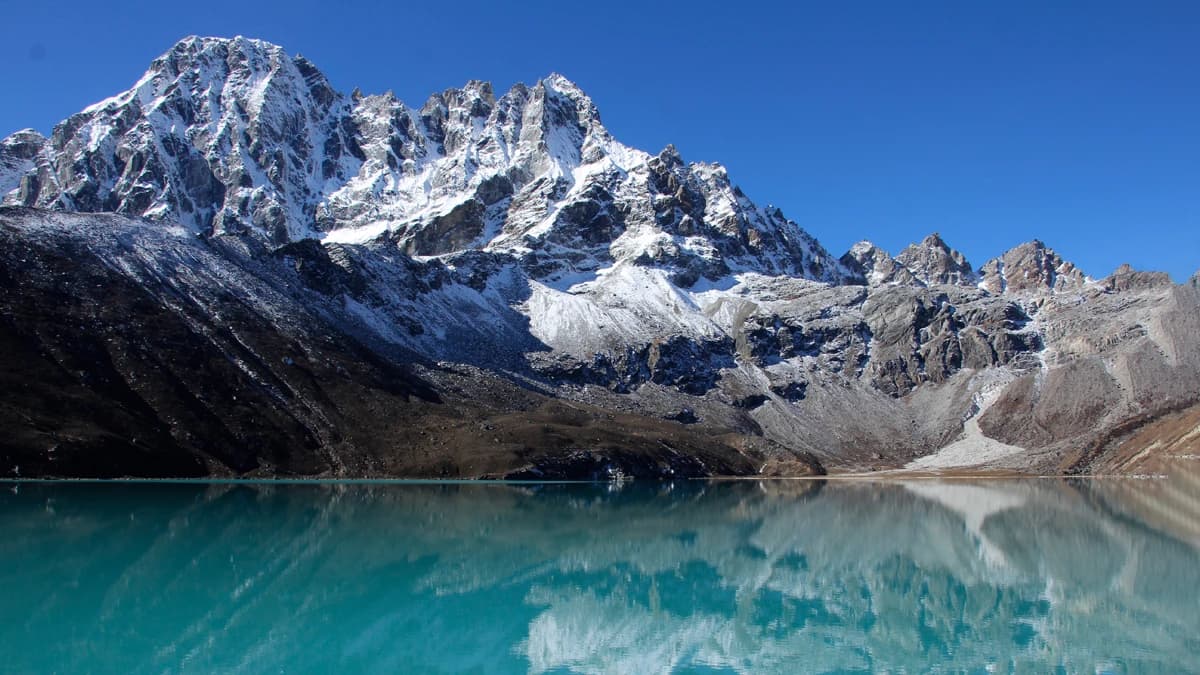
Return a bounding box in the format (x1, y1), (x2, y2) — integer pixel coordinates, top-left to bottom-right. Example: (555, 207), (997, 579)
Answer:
(1, 36), (1195, 478)
(0, 129), (44, 197)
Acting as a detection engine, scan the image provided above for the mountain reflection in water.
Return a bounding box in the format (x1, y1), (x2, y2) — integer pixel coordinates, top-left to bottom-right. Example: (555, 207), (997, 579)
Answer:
(1, 475), (1198, 673)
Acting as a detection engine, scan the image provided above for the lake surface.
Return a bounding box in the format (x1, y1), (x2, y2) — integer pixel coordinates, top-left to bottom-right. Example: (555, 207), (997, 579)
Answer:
(1, 476), (1198, 673)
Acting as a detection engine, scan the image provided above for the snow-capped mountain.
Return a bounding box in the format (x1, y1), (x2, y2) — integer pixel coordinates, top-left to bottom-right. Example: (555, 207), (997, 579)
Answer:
(3, 36), (845, 286)
(1, 36), (1197, 479)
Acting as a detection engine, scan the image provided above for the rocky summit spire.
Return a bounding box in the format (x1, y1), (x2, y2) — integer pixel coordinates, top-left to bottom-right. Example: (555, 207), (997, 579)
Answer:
(840, 241), (916, 286)
(894, 233), (976, 287)
(978, 240), (1087, 295)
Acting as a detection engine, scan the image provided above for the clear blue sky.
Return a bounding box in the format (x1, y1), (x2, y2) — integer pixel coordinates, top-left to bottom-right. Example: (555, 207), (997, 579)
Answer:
(2, 0), (1197, 280)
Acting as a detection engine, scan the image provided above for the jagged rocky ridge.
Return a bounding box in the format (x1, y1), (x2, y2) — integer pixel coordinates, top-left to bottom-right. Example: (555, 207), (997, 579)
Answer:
(1, 36), (1197, 478)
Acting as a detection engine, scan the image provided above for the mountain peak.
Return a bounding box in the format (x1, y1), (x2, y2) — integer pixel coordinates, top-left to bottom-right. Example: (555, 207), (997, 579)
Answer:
(848, 240), (878, 256)
(179, 34), (273, 48)
(656, 143), (684, 168)
(840, 235), (980, 288)
(920, 232), (947, 248)
(418, 81), (497, 154)
(978, 240), (1087, 295)
(152, 35), (291, 76)
(530, 72), (603, 130)
(424, 79), (496, 107)
(840, 241), (917, 286)
(542, 72), (580, 89)
(539, 73), (593, 105)
(8, 34), (355, 241)
(894, 232), (975, 286)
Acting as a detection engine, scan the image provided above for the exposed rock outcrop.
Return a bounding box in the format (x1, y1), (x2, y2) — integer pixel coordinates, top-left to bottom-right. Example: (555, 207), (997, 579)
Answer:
(0, 129), (45, 197)
(978, 240), (1088, 295)
(894, 233), (976, 287)
(1103, 263), (1173, 293)
(840, 241), (918, 286)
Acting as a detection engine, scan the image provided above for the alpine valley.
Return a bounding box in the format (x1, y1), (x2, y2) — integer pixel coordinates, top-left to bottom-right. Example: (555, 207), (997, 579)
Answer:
(2, 36), (1198, 479)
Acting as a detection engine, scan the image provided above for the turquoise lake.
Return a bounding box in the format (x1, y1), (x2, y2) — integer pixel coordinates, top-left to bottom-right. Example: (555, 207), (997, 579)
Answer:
(1, 477), (1198, 673)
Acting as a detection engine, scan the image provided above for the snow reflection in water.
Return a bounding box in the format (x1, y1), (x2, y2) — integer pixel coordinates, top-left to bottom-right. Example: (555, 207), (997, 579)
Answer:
(1, 475), (1198, 673)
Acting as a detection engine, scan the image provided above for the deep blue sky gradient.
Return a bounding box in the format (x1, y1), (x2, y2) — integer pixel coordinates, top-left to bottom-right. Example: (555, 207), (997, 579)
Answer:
(2, 0), (1197, 280)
